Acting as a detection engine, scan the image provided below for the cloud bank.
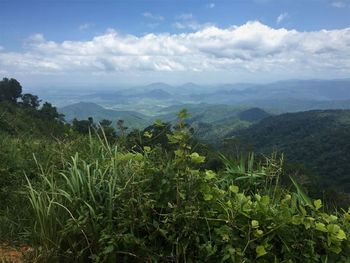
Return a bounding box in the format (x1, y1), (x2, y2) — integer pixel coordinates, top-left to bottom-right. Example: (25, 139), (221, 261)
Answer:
(1, 21), (350, 83)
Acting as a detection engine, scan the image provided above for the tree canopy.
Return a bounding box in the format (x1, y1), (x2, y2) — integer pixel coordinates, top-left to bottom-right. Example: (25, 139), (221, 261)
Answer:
(0, 77), (22, 102)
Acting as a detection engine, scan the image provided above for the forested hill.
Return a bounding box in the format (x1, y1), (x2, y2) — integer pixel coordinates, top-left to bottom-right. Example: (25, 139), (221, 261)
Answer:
(232, 110), (350, 194)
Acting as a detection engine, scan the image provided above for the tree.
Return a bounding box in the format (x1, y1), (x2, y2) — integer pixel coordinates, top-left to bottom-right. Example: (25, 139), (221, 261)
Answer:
(117, 119), (128, 136)
(0, 78), (22, 103)
(72, 117), (95, 134)
(39, 102), (64, 121)
(21, 93), (41, 109)
(99, 119), (112, 128)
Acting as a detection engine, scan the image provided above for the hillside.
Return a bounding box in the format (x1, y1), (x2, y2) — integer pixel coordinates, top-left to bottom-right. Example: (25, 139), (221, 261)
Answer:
(152, 104), (271, 143)
(238, 108), (271, 122)
(0, 101), (67, 138)
(232, 110), (350, 193)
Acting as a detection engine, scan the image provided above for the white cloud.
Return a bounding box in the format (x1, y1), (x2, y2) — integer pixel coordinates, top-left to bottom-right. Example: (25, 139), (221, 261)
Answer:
(331, 1), (346, 8)
(175, 13), (194, 20)
(205, 3), (215, 9)
(79, 23), (92, 31)
(1, 21), (350, 82)
(276, 12), (288, 24)
(143, 12), (164, 21)
(174, 13), (213, 31)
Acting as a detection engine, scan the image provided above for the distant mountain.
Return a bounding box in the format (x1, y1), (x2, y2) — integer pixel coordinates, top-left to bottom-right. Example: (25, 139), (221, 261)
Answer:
(59, 102), (149, 129)
(136, 89), (172, 100)
(243, 98), (350, 113)
(36, 79), (350, 114)
(143, 82), (174, 92)
(232, 109), (350, 193)
(198, 79), (350, 108)
(264, 79), (350, 100)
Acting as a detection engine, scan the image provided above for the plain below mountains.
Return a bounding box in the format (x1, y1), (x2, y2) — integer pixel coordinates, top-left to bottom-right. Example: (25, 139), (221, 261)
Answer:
(59, 102), (149, 130)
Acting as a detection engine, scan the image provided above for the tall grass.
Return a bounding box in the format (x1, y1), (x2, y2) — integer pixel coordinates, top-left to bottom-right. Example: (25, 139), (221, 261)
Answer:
(26, 132), (161, 261)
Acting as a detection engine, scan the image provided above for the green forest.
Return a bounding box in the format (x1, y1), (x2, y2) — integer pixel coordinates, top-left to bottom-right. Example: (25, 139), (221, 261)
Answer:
(1, 78), (350, 262)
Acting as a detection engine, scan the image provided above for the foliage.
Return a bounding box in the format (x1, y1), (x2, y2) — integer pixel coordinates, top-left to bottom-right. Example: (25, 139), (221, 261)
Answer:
(25, 114), (350, 262)
(39, 102), (64, 121)
(21, 93), (41, 109)
(0, 78), (22, 103)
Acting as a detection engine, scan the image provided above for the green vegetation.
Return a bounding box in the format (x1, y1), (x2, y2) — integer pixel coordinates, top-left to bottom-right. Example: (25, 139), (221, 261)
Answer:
(1, 78), (350, 262)
(230, 110), (350, 205)
(25, 124), (350, 262)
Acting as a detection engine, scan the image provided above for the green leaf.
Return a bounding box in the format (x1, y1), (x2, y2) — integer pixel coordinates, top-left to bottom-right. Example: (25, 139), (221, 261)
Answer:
(143, 131), (152, 138)
(175, 149), (184, 158)
(256, 245), (267, 258)
(143, 146), (151, 153)
(229, 185), (239, 193)
(315, 222), (328, 233)
(314, 199), (322, 210)
(336, 229), (347, 240)
(190, 152), (205, 163)
(290, 176), (312, 206)
(261, 196), (270, 206)
(291, 215), (303, 225)
(205, 170), (216, 180)
(327, 215), (338, 223)
(255, 229), (264, 237)
(327, 224), (340, 234)
(329, 245), (342, 254)
(204, 194), (213, 201)
(251, 220), (259, 229)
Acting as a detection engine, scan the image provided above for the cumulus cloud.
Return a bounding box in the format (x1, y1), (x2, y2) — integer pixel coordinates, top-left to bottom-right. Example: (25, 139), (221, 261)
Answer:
(143, 12), (164, 21)
(276, 12), (288, 24)
(0, 21), (350, 81)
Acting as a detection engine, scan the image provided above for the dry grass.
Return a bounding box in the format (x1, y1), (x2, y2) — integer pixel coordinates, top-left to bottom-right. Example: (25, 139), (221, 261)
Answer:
(0, 243), (33, 263)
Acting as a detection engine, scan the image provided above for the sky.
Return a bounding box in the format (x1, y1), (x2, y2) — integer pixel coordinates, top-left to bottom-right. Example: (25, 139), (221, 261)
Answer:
(0, 0), (350, 88)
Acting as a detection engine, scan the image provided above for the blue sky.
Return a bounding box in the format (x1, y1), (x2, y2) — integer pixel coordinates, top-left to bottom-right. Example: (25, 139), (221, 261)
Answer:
(0, 0), (350, 87)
